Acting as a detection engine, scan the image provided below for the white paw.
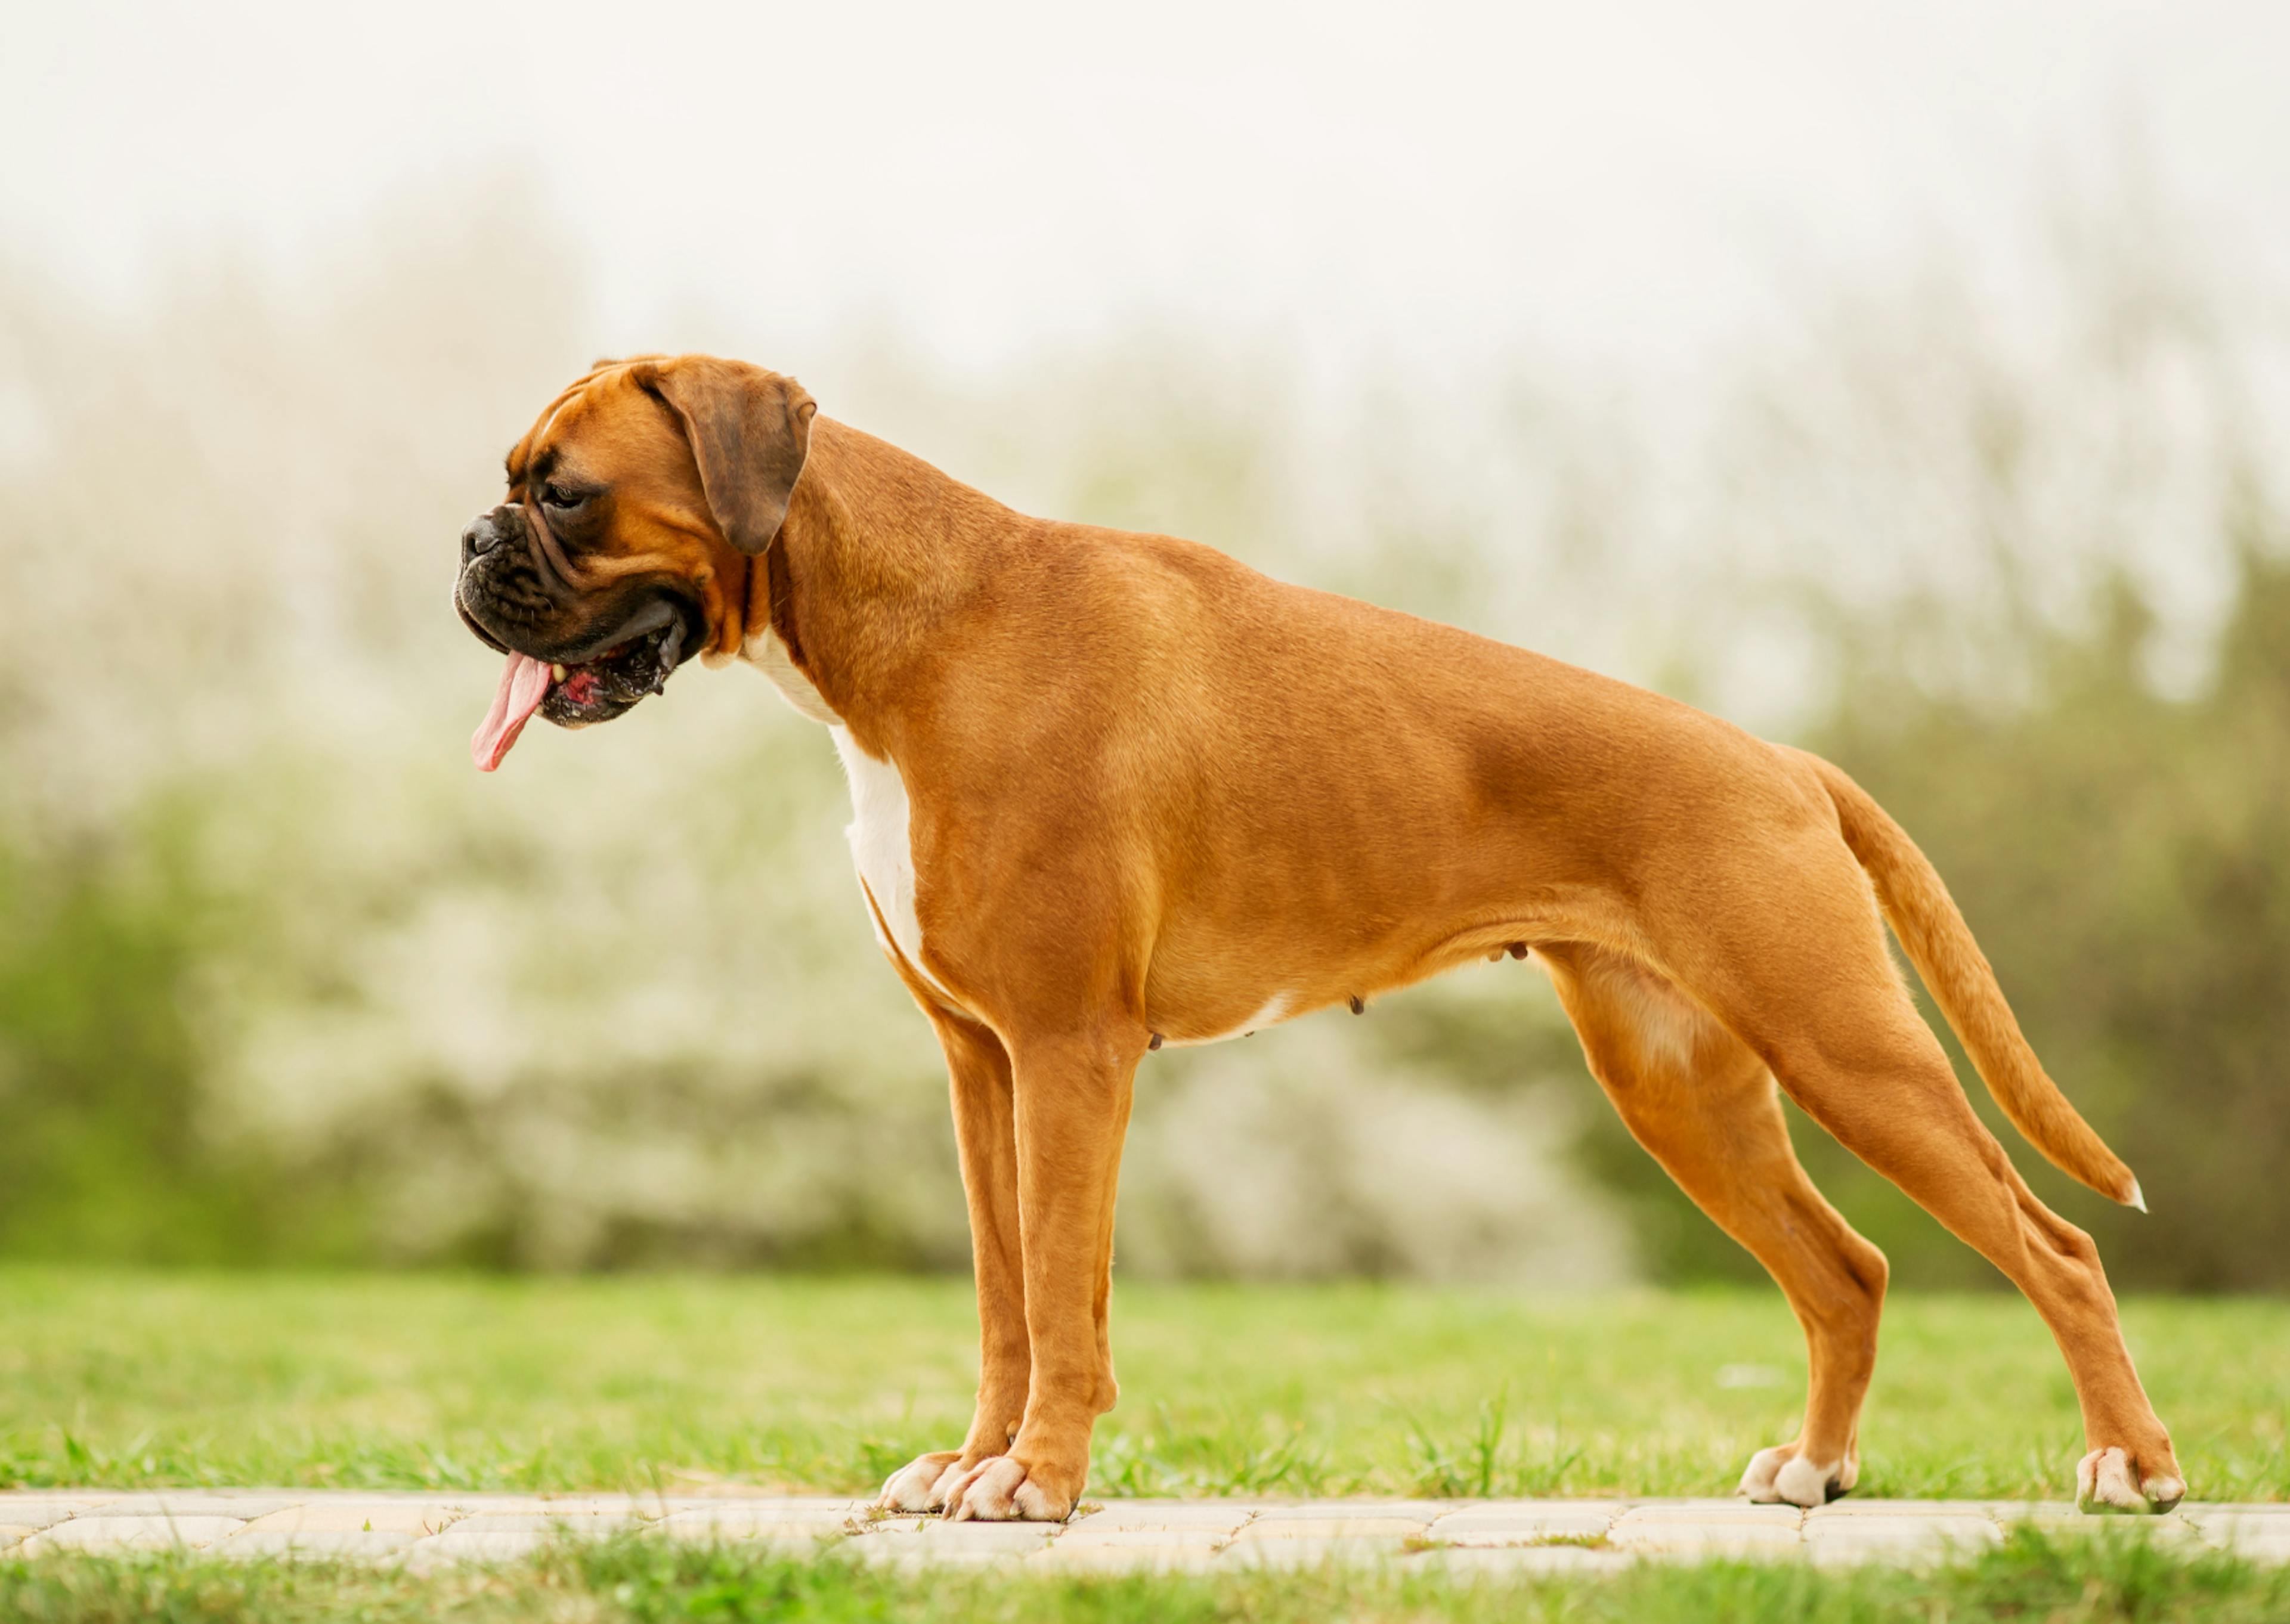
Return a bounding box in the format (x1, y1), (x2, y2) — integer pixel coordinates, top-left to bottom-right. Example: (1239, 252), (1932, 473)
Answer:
(942, 1455), (1072, 1522)
(1738, 1445), (1849, 1506)
(927, 1456), (976, 1504)
(2077, 1446), (2186, 1514)
(876, 1449), (963, 1513)
(1737, 1445), (1790, 1501)
(1774, 1454), (1842, 1508)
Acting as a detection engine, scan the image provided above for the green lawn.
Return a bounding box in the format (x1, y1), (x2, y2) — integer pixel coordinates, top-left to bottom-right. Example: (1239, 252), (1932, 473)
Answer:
(7, 1527), (2290, 1624)
(1, 1270), (2283, 1502)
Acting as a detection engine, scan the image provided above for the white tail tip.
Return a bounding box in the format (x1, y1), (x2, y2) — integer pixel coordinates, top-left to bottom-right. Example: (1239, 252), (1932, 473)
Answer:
(2124, 1179), (2147, 1214)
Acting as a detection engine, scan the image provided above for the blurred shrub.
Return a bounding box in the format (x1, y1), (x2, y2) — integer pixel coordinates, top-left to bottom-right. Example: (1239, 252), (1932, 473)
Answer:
(1816, 535), (2290, 1290)
(0, 798), (363, 1262)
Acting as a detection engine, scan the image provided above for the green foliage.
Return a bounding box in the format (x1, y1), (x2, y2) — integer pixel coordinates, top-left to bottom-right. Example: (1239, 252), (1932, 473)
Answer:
(0, 1273), (2281, 1501)
(0, 804), (363, 1266)
(1815, 543), (2290, 1290)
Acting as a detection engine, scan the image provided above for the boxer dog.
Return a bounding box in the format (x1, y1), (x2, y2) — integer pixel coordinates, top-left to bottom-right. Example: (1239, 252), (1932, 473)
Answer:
(454, 354), (2182, 1520)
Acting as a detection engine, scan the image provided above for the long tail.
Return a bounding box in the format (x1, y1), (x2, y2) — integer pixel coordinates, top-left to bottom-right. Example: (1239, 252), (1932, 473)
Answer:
(1798, 750), (2144, 1210)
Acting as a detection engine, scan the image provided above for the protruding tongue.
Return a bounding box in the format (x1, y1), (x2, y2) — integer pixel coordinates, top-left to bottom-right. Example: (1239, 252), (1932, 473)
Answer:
(472, 653), (553, 772)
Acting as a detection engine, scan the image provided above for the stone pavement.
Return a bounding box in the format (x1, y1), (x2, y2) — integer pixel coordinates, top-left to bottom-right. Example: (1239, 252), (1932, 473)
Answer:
(5, 1492), (2288, 1573)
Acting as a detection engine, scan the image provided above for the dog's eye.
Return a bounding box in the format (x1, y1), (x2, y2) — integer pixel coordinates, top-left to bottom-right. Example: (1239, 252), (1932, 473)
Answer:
(541, 482), (587, 510)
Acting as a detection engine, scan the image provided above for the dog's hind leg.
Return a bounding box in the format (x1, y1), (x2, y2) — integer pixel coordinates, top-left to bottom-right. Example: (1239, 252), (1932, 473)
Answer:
(1666, 822), (2182, 1512)
(1540, 943), (1888, 1506)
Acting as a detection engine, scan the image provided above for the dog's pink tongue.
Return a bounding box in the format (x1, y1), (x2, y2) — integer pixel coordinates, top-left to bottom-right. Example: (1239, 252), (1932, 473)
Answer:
(472, 653), (553, 772)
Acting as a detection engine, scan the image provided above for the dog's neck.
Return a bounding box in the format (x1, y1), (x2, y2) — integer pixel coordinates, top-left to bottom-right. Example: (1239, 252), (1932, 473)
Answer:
(736, 417), (1026, 753)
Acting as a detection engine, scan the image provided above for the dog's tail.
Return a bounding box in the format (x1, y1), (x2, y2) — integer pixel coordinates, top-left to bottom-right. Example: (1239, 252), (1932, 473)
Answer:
(1800, 751), (2144, 1210)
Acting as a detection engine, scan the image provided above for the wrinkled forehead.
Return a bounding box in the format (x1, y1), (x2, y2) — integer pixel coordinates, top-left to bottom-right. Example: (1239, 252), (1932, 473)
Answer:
(503, 364), (679, 491)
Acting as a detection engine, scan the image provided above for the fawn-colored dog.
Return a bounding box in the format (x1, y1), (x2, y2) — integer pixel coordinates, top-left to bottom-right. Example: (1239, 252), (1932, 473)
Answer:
(456, 354), (2181, 1519)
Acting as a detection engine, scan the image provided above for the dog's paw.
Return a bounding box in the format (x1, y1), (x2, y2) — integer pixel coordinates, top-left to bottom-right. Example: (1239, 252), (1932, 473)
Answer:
(875, 1450), (964, 1513)
(1737, 1443), (1855, 1507)
(940, 1455), (1074, 1522)
(2077, 1446), (2186, 1514)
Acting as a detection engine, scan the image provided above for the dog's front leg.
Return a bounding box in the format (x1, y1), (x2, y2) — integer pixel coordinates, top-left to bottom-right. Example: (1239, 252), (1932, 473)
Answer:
(876, 1009), (1031, 1513)
(942, 1022), (1138, 1522)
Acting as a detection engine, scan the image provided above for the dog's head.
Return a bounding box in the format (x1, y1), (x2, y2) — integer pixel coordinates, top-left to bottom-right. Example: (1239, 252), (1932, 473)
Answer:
(456, 354), (816, 770)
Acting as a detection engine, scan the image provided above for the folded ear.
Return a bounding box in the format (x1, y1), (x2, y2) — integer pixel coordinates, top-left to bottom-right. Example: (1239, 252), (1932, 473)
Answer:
(636, 356), (817, 554)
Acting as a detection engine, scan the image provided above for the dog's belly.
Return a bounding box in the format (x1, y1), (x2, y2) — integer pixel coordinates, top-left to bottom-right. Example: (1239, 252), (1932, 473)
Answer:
(1142, 951), (1482, 1047)
(1155, 990), (1299, 1047)
(1140, 866), (1586, 1045)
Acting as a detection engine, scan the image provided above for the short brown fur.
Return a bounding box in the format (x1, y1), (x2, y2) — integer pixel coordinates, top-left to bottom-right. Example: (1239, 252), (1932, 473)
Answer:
(459, 356), (2183, 1520)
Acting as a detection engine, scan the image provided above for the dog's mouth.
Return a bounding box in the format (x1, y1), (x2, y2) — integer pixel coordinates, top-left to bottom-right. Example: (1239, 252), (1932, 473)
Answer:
(470, 600), (694, 772)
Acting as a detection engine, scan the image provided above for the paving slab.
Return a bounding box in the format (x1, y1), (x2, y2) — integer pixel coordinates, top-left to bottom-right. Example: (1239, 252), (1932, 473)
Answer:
(2189, 1511), (2290, 1558)
(239, 1503), (466, 1536)
(1807, 1499), (2001, 1518)
(1802, 1514), (2000, 1543)
(1609, 1504), (1804, 1558)
(664, 1496), (867, 1515)
(447, 1511), (646, 1535)
(1619, 1499), (1805, 1524)
(1418, 1545), (1628, 1577)
(1992, 1501), (2082, 1521)
(22, 1515), (249, 1552)
(847, 1523), (1050, 1568)
(1222, 1536), (1417, 1567)
(47, 1493), (305, 1518)
(1232, 1515), (1432, 1540)
(0, 1501), (116, 1530)
(2186, 1507), (2290, 1535)
(1068, 1499), (1258, 1532)
(1055, 1526), (1231, 1551)
(1250, 1499), (1452, 1521)
(910, 1520), (1060, 1555)
(2, 1492), (2285, 1570)
(657, 1504), (858, 1541)
(1428, 1501), (1621, 1542)
(392, 1495), (636, 1517)
(1803, 1515), (2002, 1567)
(1034, 1541), (1226, 1573)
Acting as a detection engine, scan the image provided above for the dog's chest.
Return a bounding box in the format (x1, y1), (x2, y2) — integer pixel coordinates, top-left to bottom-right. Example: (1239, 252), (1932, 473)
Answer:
(831, 727), (956, 1002)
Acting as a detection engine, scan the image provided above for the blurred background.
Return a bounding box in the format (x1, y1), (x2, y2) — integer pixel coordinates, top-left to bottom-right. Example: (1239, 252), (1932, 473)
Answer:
(2, 1), (2285, 1291)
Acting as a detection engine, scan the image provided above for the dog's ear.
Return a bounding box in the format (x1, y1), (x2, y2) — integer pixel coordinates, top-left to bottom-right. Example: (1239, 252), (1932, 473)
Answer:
(636, 356), (817, 555)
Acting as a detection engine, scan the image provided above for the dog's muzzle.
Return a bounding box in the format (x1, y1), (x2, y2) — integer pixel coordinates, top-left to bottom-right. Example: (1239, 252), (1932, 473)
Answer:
(461, 510), (512, 565)
(456, 503), (701, 770)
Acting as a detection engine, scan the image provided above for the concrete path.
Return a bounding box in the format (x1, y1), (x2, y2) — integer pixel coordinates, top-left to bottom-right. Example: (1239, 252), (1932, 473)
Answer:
(4, 1491), (2285, 1573)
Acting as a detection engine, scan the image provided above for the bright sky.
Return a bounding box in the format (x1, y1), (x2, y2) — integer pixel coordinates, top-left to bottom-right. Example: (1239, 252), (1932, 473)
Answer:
(7, 0), (2286, 382)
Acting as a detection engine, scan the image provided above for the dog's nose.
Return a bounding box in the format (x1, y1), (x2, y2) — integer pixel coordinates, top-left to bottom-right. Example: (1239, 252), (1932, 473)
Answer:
(462, 513), (502, 563)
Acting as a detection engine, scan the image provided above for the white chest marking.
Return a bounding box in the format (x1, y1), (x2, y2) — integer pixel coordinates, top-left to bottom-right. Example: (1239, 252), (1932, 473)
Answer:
(831, 726), (956, 1002)
(741, 624), (841, 725)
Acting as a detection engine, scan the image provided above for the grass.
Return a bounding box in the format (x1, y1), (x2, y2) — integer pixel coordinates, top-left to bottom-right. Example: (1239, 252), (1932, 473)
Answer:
(1, 1269), (2284, 1501)
(4, 1526), (2290, 1624)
